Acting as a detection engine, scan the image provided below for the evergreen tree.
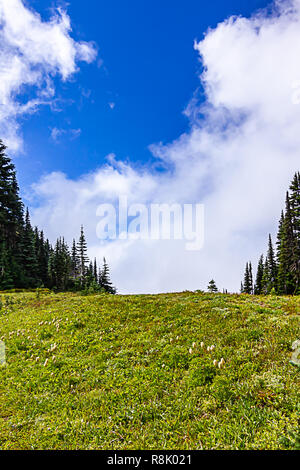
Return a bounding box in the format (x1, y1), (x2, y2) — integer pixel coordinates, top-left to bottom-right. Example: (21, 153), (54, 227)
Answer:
(0, 140), (24, 245)
(71, 239), (79, 280)
(207, 279), (218, 293)
(280, 193), (298, 294)
(254, 255), (264, 294)
(243, 262), (253, 294)
(77, 226), (89, 284)
(289, 172), (300, 292)
(19, 209), (39, 287)
(266, 234), (277, 292)
(261, 258), (271, 294)
(93, 258), (98, 283)
(99, 258), (116, 294)
(49, 238), (71, 291)
(0, 141), (118, 293)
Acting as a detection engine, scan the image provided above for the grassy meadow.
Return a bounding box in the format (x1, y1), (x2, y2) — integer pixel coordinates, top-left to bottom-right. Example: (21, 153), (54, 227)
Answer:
(0, 290), (299, 450)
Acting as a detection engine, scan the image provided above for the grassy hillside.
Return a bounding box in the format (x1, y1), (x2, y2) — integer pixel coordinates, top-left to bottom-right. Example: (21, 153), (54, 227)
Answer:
(0, 291), (299, 450)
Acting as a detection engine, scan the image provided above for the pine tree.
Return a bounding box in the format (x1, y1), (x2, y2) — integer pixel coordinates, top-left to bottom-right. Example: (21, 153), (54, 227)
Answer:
(207, 279), (218, 293)
(261, 258), (271, 294)
(99, 258), (116, 294)
(93, 258), (98, 283)
(71, 239), (79, 280)
(289, 172), (300, 292)
(280, 192), (298, 294)
(266, 234), (277, 292)
(0, 140), (23, 245)
(49, 238), (71, 291)
(0, 141), (118, 294)
(19, 209), (39, 287)
(0, 241), (14, 290)
(249, 262), (253, 294)
(77, 226), (89, 284)
(254, 255), (264, 294)
(243, 262), (253, 294)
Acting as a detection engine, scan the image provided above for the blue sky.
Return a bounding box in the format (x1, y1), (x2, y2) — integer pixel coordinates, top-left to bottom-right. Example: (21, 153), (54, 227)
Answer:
(16, 0), (269, 190)
(1, 0), (299, 293)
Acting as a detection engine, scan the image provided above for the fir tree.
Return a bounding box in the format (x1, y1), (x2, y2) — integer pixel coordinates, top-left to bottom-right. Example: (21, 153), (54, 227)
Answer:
(289, 172), (300, 292)
(0, 141), (118, 293)
(207, 279), (218, 293)
(93, 258), (98, 283)
(243, 262), (253, 294)
(254, 255), (264, 294)
(99, 258), (116, 294)
(266, 234), (277, 292)
(77, 226), (89, 283)
(20, 209), (39, 288)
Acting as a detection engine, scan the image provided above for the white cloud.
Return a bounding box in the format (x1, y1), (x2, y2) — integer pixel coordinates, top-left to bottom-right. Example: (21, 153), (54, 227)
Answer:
(0, 0), (97, 151)
(31, 0), (300, 293)
(50, 127), (81, 142)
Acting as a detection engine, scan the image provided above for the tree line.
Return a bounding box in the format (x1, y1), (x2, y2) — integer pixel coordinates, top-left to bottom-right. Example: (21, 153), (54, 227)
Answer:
(0, 140), (116, 293)
(241, 172), (300, 295)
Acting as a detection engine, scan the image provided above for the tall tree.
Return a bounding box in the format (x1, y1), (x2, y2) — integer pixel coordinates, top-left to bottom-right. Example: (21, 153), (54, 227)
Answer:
(77, 226), (89, 283)
(20, 209), (39, 288)
(254, 255), (264, 294)
(243, 262), (253, 294)
(266, 234), (277, 292)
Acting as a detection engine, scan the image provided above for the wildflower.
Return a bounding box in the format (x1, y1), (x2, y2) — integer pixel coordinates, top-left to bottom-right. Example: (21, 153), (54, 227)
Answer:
(213, 359), (218, 367)
(35, 357), (40, 362)
(210, 345), (215, 351)
(200, 342), (204, 348)
(189, 348), (193, 354)
(44, 359), (48, 367)
(207, 346), (211, 352)
(218, 358), (225, 369)
(192, 342), (196, 348)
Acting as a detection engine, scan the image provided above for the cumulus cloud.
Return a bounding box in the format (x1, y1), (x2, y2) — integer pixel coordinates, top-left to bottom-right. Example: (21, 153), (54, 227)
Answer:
(31, 0), (300, 293)
(0, 0), (97, 151)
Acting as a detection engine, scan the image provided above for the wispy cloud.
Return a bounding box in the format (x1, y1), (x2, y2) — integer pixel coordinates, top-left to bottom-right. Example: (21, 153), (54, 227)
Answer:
(50, 127), (81, 142)
(0, 0), (97, 151)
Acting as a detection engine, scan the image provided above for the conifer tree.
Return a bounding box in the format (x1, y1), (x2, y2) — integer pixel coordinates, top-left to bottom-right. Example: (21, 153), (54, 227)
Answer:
(281, 192), (298, 294)
(71, 239), (79, 280)
(0, 141), (118, 294)
(254, 255), (264, 294)
(207, 279), (218, 293)
(77, 226), (89, 283)
(289, 172), (300, 292)
(243, 262), (253, 294)
(266, 234), (277, 292)
(99, 257), (116, 294)
(93, 258), (98, 283)
(20, 209), (39, 287)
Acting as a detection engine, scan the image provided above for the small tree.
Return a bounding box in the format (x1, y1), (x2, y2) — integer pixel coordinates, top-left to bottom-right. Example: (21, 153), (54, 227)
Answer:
(99, 257), (116, 294)
(207, 279), (218, 293)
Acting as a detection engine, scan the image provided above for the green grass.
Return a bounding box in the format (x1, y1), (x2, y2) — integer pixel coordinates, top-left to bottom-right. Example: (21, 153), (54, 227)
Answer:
(0, 290), (299, 450)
